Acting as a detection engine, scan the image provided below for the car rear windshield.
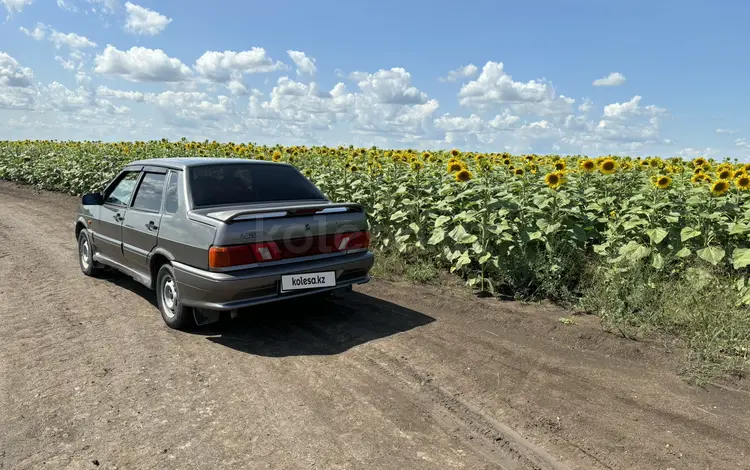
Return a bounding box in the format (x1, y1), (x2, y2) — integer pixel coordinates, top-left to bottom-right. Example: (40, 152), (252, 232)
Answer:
(188, 163), (326, 207)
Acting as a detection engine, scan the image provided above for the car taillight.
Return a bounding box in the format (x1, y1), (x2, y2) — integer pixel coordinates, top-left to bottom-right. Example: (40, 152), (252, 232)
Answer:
(209, 241), (282, 268)
(336, 231), (370, 251)
(250, 242), (282, 262)
(209, 233), (369, 269)
(209, 245), (255, 269)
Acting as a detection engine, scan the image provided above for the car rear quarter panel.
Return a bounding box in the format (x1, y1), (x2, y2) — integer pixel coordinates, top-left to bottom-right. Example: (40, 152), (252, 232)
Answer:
(155, 171), (217, 270)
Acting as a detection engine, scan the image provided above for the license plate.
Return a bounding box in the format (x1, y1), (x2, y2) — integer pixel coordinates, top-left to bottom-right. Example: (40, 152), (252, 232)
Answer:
(280, 272), (336, 292)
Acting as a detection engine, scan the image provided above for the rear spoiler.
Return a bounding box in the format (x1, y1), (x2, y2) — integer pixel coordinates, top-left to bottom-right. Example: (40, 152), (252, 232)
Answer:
(203, 202), (364, 224)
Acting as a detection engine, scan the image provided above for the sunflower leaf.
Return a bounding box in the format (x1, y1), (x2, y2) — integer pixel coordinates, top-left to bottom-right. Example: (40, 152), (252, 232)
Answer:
(676, 247), (692, 258)
(680, 227), (701, 242)
(651, 253), (664, 270)
(427, 228), (445, 245)
(697, 246), (725, 266)
(629, 245), (651, 261)
(478, 252), (492, 264)
(729, 223), (750, 235)
(732, 248), (750, 269)
(434, 215), (452, 228)
(448, 225), (478, 244)
(646, 228), (668, 245)
(389, 210), (408, 221)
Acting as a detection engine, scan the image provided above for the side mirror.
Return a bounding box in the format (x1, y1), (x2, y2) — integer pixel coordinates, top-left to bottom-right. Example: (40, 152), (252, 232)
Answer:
(82, 192), (103, 205)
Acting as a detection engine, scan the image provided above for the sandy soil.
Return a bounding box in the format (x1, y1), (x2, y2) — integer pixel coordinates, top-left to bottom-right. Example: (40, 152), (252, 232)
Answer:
(1, 180), (749, 470)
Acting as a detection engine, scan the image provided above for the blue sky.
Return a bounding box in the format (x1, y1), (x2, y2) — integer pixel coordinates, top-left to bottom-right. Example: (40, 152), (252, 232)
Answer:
(0, 0), (748, 159)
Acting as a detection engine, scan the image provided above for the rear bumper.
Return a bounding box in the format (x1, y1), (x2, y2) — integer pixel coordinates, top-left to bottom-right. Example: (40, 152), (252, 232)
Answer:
(172, 251), (374, 311)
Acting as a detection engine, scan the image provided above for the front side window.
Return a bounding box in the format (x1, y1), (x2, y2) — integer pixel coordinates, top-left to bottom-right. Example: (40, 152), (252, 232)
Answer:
(132, 173), (167, 212)
(105, 171), (140, 206)
(188, 163), (326, 207)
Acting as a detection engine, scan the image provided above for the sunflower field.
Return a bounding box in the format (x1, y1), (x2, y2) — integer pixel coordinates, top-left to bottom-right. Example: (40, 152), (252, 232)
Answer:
(1, 139), (750, 305)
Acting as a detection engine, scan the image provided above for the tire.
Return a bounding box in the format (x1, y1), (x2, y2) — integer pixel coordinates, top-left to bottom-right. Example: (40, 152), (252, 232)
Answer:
(155, 263), (195, 330)
(77, 230), (102, 276)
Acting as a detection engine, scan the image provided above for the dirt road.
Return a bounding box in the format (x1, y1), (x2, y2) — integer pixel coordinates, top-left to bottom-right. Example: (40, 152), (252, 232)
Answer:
(1, 180), (749, 470)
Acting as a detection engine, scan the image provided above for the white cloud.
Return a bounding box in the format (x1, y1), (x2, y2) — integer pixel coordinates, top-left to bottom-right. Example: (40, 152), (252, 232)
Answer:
(86, 0), (118, 14)
(0, 52), (34, 87)
(94, 45), (192, 82)
(489, 109), (520, 130)
(458, 61), (554, 112)
(96, 85), (145, 102)
(55, 55), (77, 71)
(603, 95), (641, 118)
(353, 67), (427, 105)
(736, 138), (750, 149)
(593, 72), (626, 86)
(21, 23), (97, 50)
(42, 81), (91, 111)
(2, 0), (33, 14)
(439, 64), (478, 83)
(95, 98), (129, 115)
(57, 0), (76, 11)
(124, 2), (172, 36)
(602, 95), (665, 120)
(0, 87), (36, 110)
(227, 79), (248, 96)
(75, 71), (91, 85)
(287, 50), (317, 76)
(149, 90), (234, 126)
(677, 148), (719, 159)
(194, 49), (286, 83)
(20, 22), (46, 40)
(578, 98), (593, 113)
(50, 29), (97, 49)
(716, 128), (736, 135)
(0, 53), (36, 110)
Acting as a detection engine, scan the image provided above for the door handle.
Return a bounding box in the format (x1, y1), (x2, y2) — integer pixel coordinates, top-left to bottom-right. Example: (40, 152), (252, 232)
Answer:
(146, 221), (159, 231)
(113, 213), (124, 222)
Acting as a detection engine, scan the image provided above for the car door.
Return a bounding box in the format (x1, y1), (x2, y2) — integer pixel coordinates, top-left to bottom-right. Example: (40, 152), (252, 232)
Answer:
(122, 168), (168, 275)
(96, 170), (141, 264)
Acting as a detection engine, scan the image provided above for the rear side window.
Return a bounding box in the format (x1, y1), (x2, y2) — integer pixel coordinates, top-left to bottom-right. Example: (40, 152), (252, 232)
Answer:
(132, 173), (167, 212)
(188, 163), (325, 207)
(164, 171), (179, 214)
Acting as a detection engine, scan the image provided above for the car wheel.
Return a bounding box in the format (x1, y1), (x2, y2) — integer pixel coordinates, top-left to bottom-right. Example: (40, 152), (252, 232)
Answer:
(156, 263), (195, 330)
(78, 230), (102, 276)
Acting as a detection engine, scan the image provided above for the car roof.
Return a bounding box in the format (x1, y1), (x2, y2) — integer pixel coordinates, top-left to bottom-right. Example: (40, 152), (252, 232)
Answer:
(124, 157), (288, 171)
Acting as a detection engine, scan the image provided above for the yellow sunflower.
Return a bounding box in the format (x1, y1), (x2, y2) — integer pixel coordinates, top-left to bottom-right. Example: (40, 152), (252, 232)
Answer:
(545, 171), (565, 189)
(654, 175), (672, 189)
(450, 148), (460, 158)
(455, 169), (473, 182)
(554, 160), (566, 171)
(717, 168), (734, 180)
(411, 160), (424, 172)
(711, 179), (729, 196)
(693, 157), (707, 167)
(580, 159), (596, 172)
(514, 167), (525, 177)
(599, 158), (617, 175)
(272, 150), (282, 162)
(735, 174), (750, 191)
(447, 160), (464, 173)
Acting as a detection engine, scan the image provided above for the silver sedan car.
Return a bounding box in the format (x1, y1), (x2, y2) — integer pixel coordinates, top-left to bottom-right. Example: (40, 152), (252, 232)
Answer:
(74, 157), (374, 329)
